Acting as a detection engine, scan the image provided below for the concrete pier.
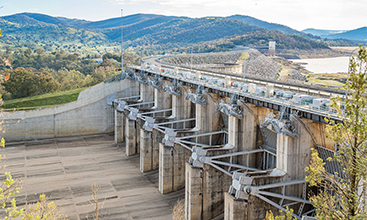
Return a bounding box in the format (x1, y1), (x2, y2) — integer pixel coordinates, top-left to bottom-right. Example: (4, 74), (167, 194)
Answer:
(159, 143), (191, 194)
(186, 151), (233, 220)
(185, 162), (203, 220)
(276, 119), (313, 180)
(113, 79), (140, 144)
(154, 88), (172, 109)
(139, 86), (172, 172)
(117, 78), (319, 219)
(195, 96), (221, 133)
(171, 87), (193, 120)
(114, 109), (124, 143)
(224, 176), (283, 220)
(140, 129), (164, 173)
(125, 116), (139, 156)
(140, 83), (154, 102)
(124, 83), (155, 156)
(224, 192), (247, 220)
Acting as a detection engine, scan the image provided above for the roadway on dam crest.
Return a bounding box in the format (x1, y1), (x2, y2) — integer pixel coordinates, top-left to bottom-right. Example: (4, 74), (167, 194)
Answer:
(2, 134), (182, 220)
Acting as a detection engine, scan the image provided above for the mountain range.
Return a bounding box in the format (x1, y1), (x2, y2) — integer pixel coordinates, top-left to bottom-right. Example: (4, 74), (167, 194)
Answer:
(0, 12), (363, 56)
(303, 27), (367, 41)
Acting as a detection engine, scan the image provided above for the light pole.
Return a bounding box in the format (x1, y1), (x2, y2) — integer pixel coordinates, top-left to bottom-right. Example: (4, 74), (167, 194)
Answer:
(120, 9), (124, 73)
(190, 48), (193, 74)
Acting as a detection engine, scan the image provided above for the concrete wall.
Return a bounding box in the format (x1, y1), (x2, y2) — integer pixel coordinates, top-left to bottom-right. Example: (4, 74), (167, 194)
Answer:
(303, 118), (333, 149)
(277, 119), (313, 180)
(196, 93), (221, 133)
(2, 79), (138, 142)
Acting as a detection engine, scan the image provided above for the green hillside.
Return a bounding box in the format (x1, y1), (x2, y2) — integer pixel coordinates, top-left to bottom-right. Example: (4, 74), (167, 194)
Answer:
(2, 87), (87, 110)
(0, 19), (108, 45)
(0, 12), (344, 56)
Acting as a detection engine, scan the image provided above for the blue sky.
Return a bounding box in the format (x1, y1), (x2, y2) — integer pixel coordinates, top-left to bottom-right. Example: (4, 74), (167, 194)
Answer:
(0, 0), (365, 31)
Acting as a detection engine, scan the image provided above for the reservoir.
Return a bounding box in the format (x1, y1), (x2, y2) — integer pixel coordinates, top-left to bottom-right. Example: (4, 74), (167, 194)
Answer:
(290, 56), (350, 74)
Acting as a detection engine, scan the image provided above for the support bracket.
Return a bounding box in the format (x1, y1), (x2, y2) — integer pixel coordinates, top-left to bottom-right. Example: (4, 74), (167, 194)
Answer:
(148, 74), (162, 90)
(127, 107), (141, 121)
(186, 85), (206, 106)
(162, 128), (177, 147)
(189, 146), (208, 168)
(164, 78), (181, 97)
(142, 116), (156, 132)
(216, 94), (243, 119)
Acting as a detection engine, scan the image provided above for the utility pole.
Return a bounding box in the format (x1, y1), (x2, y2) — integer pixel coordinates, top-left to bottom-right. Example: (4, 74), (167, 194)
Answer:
(121, 9), (124, 73)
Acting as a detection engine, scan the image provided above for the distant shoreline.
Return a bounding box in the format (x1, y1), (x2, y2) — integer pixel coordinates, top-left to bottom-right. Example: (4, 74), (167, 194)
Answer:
(274, 47), (356, 60)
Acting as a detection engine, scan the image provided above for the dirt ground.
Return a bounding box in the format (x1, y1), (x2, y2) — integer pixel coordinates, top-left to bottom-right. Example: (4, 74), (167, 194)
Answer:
(1, 133), (184, 220)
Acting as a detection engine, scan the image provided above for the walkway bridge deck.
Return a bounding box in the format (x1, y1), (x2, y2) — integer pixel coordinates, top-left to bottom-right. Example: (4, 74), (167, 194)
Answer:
(128, 60), (341, 124)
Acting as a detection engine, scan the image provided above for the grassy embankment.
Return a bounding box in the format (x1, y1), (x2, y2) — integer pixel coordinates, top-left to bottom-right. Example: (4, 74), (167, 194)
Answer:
(2, 87), (87, 111)
(307, 73), (347, 86)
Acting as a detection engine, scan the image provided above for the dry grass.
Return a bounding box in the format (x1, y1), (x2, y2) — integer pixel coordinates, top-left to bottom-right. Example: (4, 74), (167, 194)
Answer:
(172, 199), (185, 220)
(307, 73), (347, 87)
(330, 46), (359, 54)
(276, 48), (349, 59)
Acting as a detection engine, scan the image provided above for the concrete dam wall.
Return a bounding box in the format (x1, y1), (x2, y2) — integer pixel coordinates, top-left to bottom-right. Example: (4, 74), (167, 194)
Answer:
(2, 79), (139, 142)
(0, 50), (338, 219)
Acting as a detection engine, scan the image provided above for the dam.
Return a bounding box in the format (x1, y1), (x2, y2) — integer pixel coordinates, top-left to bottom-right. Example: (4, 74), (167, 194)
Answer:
(2, 51), (340, 219)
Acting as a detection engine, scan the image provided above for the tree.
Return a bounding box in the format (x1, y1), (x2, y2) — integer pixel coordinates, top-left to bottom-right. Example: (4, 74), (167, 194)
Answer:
(2, 68), (59, 98)
(23, 194), (66, 220)
(265, 208), (297, 220)
(0, 98), (24, 219)
(0, 140), (24, 219)
(305, 45), (367, 219)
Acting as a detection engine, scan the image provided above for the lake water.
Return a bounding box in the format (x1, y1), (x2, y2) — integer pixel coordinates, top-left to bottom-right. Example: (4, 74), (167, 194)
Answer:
(290, 56), (350, 74)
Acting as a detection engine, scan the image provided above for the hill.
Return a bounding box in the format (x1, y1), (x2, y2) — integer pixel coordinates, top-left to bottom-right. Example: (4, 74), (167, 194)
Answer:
(1, 12), (67, 25)
(189, 30), (329, 54)
(302, 27), (367, 42)
(107, 17), (264, 44)
(78, 14), (182, 30)
(0, 12), (334, 56)
(302, 28), (347, 38)
(0, 13), (110, 52)
(227, 15), (300, 35)
(328, 27), (367, 41)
